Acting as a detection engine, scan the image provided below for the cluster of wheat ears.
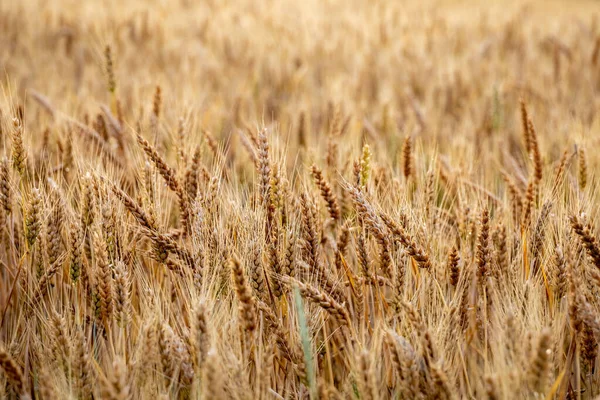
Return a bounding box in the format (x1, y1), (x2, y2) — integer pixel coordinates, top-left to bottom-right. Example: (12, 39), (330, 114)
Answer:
(0, 0), (600, 399)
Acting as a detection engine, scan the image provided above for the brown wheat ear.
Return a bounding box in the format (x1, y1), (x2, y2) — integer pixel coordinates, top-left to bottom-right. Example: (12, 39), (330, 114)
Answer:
(0, 348), (26, 396)
(230, 255), (257, 334)
(311, 164), (341, 221)
(569, 214), (600, 269)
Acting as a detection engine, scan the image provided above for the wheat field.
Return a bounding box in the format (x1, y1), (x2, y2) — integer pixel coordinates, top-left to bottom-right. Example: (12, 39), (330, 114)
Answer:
(0, 0), (600, 398)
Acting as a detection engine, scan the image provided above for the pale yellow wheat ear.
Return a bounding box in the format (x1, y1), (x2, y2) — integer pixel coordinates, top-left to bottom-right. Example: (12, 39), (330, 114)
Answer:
(11, 117), (27, 177)
(28, 90), (55, 119)
(202, 349), (225, 400)
(100, 356), (130, 400)
(578, 147), (587, 190)
(528, 328), (552, 394)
